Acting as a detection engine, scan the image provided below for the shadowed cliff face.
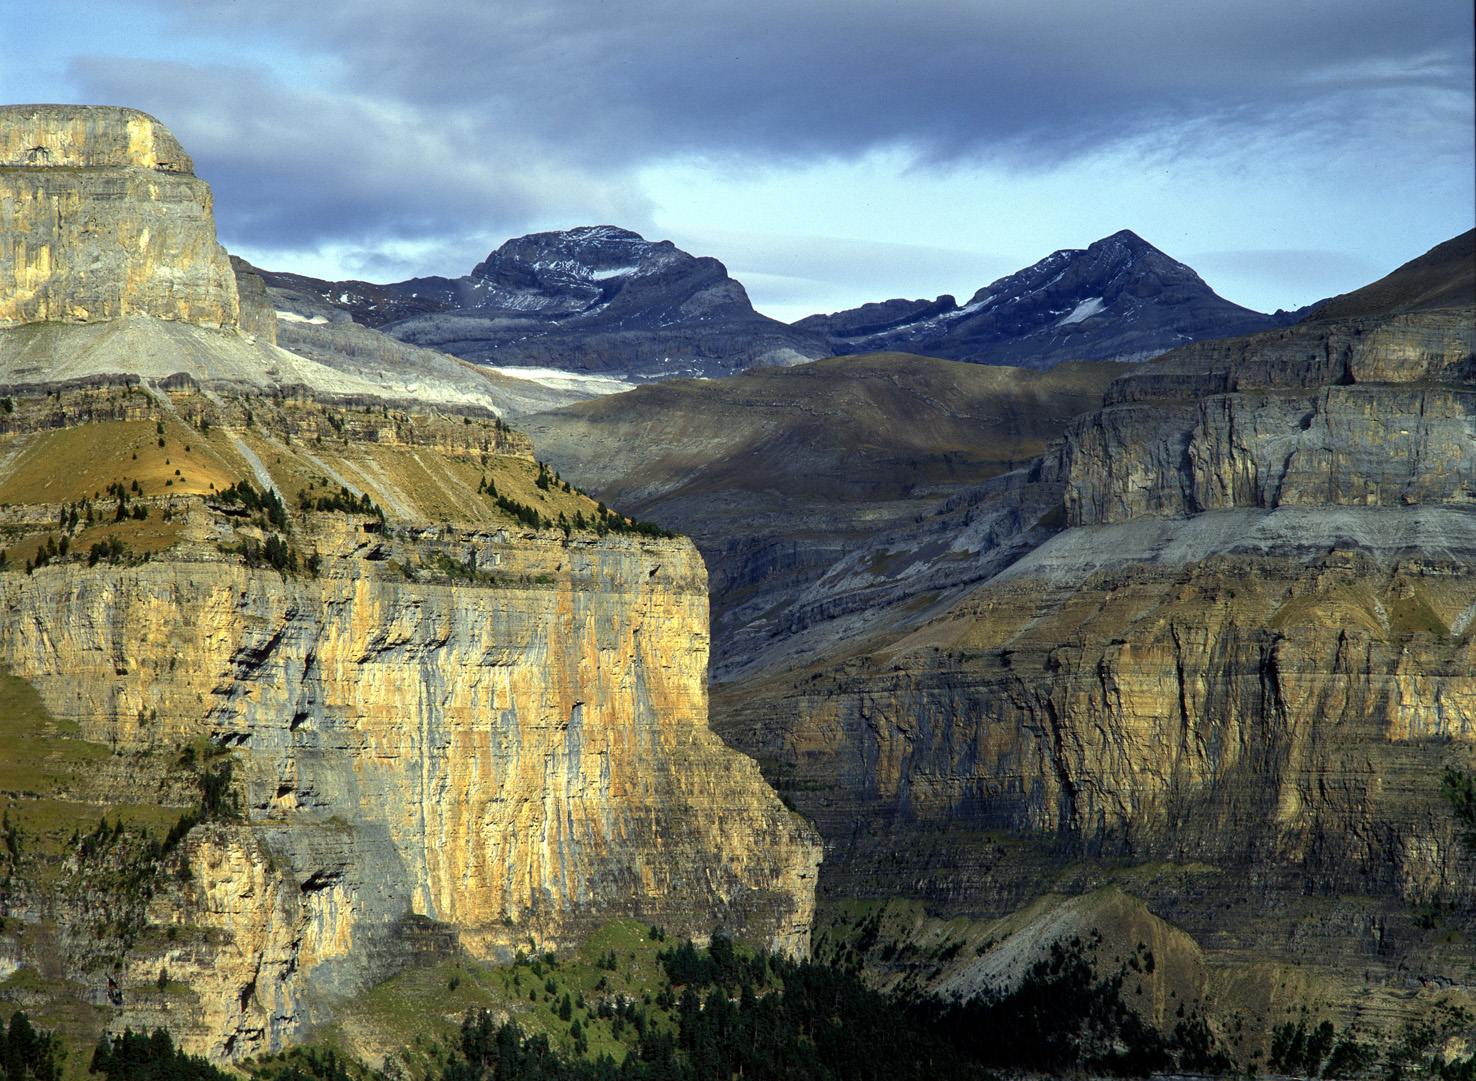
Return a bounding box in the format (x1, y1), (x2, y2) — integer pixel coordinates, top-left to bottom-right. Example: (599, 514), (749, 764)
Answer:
(710, 234), (1476, 1041)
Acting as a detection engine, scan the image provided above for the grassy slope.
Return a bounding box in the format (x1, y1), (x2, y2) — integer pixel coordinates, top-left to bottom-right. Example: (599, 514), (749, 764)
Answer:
(0, 390), (644, 576)
(290, 921), (689, 1077)
(1311, 229), (1474, 320)
(523, 353), (1128, 510)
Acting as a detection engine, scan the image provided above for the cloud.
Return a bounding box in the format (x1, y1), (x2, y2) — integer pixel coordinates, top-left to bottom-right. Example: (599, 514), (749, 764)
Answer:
(49, 0), (1474, 302)
(68, 55), (655, 258)
(132, 0), (1473, 168)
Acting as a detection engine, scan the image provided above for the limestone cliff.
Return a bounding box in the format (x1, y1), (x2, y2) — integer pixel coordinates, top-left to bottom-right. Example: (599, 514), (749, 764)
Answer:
(0, 104), (549, 419)
(0, 525), (815, 1056)
(711, 235), (1476, 1047)
(0, 105), (244, 330)
(1062, 307), (1475, 526)
(0, 103), (818, 1061)
(0, 390), (818, 1060)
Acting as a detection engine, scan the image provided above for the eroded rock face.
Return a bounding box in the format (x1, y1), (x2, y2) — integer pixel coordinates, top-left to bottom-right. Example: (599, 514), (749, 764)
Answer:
(0, 104), (194, 172)
(0, 105), (242, 329)
(0, 532), (818, 1057)
(711, 240), (1476, 1041)
(1062, 384), (1476, 526)
(1060, 308), (1476, 526)
(731, 552), (1475, 891)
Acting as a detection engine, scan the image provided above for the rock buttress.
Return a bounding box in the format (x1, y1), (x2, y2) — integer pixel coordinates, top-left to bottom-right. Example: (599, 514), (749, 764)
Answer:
(0, 105), (243, 330)
(0, 532), (818, 1058)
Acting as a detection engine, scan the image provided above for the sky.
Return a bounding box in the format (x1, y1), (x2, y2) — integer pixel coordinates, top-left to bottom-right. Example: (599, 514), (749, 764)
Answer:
(2, 0), (1471, 323)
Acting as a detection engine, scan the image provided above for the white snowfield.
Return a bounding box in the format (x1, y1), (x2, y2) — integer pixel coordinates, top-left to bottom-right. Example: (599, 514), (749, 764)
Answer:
(1055, 296), (1105, 326)
(486, 366), (636, 396)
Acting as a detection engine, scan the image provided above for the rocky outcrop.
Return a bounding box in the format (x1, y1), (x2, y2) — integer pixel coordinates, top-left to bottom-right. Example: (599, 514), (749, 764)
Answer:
(0, 105), (560, 419)
(0, 105), (243, 330)
(1062, 382), (1475, 526)
(0, 104), (820, 1061)
(1057, 282), (1475, 526)
(0, 104), (194, 172)
(230, 256), (278, 345)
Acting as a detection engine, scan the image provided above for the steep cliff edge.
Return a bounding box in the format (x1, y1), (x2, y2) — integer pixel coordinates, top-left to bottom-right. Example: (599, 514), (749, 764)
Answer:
(0, 105), (250, 332)
(0, 105), (579, 419)
(0, 105), (817, 1062)
(712, 234), (1476, 1050)
(0, 391), (817, 1063)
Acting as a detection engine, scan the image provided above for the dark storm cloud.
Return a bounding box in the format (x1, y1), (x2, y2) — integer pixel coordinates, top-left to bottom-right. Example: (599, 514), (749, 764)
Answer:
(68, 0), (1473, 260)
(138, 0), (1470, 163)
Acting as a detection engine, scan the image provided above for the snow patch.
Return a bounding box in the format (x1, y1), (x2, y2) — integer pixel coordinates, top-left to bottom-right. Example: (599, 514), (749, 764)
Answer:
(1056, 297), (1105, 327)
(275, 311), (329, 325)
(958, 292), (996, 316)
(486, 366), (636, 397)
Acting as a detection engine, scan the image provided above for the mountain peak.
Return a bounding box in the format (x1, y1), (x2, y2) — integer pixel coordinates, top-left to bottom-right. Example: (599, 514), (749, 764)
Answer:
(470, 225), (682, 285)
(558, 224), (647, 243)
(377, 226), (828, 378)
(1098, 228), (1150, 248)
(797, 230), (1294, 369)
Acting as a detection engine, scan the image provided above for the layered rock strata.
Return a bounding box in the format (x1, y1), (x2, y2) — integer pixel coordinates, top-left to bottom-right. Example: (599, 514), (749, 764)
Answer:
(0, 105), (547, 418)
(0, 104), (819, 1061)
(0, 522), (818, 1057)
(0, 105), (244, 330)
(712, 237), (1476, 1042)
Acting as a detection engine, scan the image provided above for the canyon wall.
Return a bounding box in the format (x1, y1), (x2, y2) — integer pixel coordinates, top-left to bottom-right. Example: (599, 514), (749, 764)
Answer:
(0, 524), (817, 1057)
(713, 256), (1476, 1038)
(0, 104), (817, 1059)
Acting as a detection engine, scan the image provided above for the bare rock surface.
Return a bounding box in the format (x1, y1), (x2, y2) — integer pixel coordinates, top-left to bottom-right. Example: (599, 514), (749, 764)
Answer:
(1, 105), (241, 330)
(795, 229), (1315, 369)
(709, 233), (1476, 1045)
(0, 105), (819, 1061)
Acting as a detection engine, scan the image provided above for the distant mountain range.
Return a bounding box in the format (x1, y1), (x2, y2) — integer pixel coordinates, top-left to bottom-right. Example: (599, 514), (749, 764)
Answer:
(261, 227), (1319, 377)
(796, 229), (1320, 369)
(260, 226), (829, 380)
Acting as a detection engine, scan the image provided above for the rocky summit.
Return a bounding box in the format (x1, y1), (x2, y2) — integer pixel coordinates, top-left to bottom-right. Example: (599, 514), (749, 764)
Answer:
(0, 105), (575, 419)
(795, 229), (1314, 368)
(281, 226), (831, 379)
(0, 104), (251, 333)
(0, 105), (818, 1062)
